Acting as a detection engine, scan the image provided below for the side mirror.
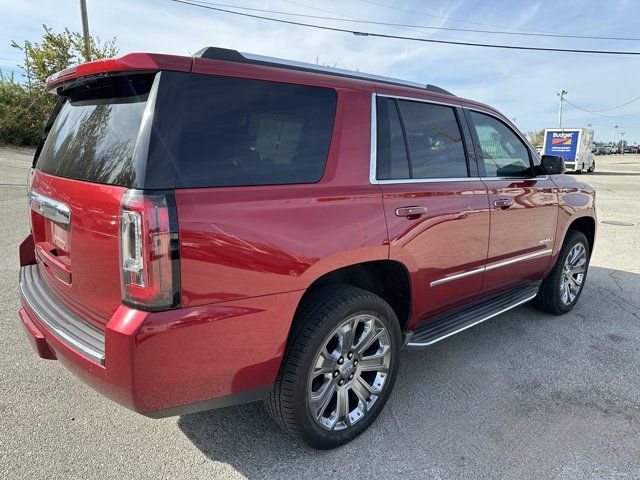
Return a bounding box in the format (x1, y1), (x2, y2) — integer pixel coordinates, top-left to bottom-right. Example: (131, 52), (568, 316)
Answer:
(541, 155), (566, 175)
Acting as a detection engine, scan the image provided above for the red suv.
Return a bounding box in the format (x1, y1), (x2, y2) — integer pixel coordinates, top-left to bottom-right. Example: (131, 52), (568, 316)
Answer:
(18, 47), (596, 449)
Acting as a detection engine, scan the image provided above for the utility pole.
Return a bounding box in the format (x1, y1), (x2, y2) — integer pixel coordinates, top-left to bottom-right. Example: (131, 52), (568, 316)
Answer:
(614, 125), (619, 147)
(557, 90), (568, 128)
(79, 0), (91, 62)
(620, 132), (625, 152)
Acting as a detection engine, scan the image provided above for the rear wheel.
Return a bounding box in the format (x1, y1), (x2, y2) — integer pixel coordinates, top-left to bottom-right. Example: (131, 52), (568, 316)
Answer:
(533, 231), (590, 315)
(265, 285), (401, 449)
(587, 162), (595, 173)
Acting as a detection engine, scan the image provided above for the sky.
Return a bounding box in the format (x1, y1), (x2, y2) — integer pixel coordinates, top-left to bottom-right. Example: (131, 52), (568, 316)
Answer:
(1, 0), (639, 143)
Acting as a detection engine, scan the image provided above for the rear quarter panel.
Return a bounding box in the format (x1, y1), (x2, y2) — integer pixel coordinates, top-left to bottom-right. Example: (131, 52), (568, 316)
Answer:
(176, 81), (388, 307)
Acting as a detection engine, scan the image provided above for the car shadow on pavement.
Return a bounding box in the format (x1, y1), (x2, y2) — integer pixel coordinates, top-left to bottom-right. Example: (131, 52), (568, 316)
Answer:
(177, 266), (640, 479)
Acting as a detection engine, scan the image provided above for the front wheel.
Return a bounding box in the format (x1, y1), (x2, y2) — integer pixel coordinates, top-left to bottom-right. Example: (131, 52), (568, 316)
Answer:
(533, 231), (590, 315)
(587, 162), (595, 173)
(265, 285), (401, 449)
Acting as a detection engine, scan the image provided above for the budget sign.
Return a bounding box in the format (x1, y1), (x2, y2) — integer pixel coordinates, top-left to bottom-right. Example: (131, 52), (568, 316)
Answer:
(546, 130), (579, 162)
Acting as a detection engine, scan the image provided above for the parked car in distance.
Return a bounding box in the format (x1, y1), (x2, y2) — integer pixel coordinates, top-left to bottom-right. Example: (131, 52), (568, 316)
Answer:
(17, 48), (597, 449)
(623, 146), (634, 154)
(611, 146), (621, 154)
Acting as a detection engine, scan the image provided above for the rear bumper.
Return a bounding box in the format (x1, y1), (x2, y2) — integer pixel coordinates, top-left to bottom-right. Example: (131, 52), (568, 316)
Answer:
(18, 265), (303, 416)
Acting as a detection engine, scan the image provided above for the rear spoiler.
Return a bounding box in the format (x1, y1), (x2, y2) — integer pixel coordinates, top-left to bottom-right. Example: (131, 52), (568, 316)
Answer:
(46, 53), (192, 92)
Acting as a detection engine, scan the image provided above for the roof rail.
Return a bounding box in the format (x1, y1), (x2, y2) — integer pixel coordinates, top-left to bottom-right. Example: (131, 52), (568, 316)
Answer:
(193, 47), (454, 96)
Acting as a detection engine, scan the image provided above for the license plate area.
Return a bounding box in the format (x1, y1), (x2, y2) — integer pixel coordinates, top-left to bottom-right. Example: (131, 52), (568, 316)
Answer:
(39, 218), (72, 284)
(28, 191), (73, 284)
(49, 219), (71, 253)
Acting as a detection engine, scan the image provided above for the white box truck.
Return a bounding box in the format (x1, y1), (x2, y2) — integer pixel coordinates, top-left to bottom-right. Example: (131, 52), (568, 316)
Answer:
(542, 128), (595, 173)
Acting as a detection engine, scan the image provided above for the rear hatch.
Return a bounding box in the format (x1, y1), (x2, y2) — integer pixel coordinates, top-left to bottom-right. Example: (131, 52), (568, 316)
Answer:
(29, 74), (155, 330)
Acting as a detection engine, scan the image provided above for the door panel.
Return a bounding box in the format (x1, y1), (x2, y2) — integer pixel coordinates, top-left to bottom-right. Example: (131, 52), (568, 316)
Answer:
(482, 178), (558, 291)
(465, 109), (559, 292)
(382, 182), (490, 326)
(373, 95), (490, 328)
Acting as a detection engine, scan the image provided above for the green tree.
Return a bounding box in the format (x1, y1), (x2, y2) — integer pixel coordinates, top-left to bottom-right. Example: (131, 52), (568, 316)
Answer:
(0, 25), (117, 146)
(526, 129), (545, 146)
(11, 25), (117, 86)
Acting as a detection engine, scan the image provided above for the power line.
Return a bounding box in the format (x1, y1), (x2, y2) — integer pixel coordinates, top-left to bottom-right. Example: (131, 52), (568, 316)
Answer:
(226, 0), (476, 44)
(564, 98), (640, 118)
(171, 0), (640, 56)
(589, 95), (640, 112)
(187, 1), (640, 42)
(353, 0), (533, 30)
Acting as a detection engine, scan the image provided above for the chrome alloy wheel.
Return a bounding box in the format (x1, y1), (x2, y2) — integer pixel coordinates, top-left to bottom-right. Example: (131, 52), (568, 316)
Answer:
(307, 314), (392, 431)
(560, 242), (587, 305)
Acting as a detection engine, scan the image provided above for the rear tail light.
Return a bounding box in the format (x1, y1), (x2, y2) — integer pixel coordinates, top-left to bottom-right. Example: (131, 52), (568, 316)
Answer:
(119, 189), (181, 311)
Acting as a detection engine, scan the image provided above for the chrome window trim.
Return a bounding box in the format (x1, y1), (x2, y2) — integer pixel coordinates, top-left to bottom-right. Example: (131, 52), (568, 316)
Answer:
(370, 92), (378, 185)
(370, 96), (549, 185)
(370, 93), (475, 185)
(28, 191), (71, 225)
(377, 177), (483, 184)
(481, 176), (549, 181)
(430, 248), (553, 287)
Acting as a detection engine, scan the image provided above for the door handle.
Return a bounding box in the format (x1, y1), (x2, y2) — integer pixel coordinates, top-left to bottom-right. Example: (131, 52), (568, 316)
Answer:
(395, 206), (428, 217)
(493, 198), (514, 209)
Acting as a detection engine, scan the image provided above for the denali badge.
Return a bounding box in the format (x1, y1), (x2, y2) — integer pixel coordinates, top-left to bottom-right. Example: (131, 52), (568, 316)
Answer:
(538, 238), (552, 244)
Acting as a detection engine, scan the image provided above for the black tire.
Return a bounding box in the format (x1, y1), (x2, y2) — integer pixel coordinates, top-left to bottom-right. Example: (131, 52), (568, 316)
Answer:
(587, 162), (595, 173)
(533, 230), (590, 315)
(265, 284), (402, 449)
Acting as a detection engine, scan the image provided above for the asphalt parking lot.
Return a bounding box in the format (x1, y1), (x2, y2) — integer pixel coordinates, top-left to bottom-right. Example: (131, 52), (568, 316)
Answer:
(1, 148), (639, 479)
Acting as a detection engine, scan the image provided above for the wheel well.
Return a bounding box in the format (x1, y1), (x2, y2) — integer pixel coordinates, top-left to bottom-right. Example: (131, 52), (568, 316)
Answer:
(567, 216), (595, 253)
(298, 261), (412, 330)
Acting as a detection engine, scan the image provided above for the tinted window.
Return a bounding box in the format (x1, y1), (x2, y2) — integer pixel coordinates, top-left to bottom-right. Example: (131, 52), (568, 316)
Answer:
(397, 100), (468, 178)
(176, 75), (337, 187)
(37, 75), (153, 186)
(376, 98), (410, 180)
(470, 111), (531, 177)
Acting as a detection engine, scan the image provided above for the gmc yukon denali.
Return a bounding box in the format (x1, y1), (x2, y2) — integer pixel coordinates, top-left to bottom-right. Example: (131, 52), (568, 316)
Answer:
(17, 47), (596, 449)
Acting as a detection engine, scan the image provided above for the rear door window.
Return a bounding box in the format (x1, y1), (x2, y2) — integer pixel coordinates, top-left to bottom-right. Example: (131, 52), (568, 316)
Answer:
(397, 100), (468, 179)
(376, 97), (410, 180)
(175, 74), (337, 187)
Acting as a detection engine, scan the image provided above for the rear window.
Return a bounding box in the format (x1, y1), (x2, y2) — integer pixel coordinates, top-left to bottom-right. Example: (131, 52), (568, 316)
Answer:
(36, 75), (154, 186)
(174, 74), (337, 188)
(35, 72), (337, 189)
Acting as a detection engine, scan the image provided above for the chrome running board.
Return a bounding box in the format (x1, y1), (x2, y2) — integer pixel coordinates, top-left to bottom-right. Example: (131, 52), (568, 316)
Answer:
(405, 283), (539, 349)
